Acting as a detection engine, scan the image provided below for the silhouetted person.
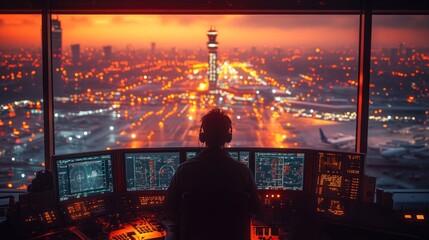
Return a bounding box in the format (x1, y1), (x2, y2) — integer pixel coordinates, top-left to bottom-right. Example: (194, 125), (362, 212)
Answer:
(165, 108), (261, 240)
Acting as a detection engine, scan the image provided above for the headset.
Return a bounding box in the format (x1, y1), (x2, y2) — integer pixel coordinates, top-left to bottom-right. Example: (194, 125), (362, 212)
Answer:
(199, 109), (232, 145)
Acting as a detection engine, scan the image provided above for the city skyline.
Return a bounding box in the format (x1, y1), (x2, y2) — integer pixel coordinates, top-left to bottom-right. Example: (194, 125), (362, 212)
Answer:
(1, 15), (429, 49)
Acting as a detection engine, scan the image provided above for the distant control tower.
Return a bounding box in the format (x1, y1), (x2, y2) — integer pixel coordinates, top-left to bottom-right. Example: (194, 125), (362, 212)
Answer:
(207, 27), (218, 93)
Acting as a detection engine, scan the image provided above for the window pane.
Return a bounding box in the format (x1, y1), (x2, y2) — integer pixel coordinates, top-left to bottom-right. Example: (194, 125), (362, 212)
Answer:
(54, 15), (359, 154)
(369, 15), (429, 189)
(0, 14), (44, 190)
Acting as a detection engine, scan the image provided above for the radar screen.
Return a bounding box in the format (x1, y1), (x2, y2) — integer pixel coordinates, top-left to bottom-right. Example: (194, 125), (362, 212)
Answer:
(125, 152), (180, 191)
(255, 152), (305, 190)
(56, 154), (113, 202)
(314, 151), (363, 216)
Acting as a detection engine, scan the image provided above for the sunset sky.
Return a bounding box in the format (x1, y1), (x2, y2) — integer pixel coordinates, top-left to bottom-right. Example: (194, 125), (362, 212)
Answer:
(0, 14), (428, 50)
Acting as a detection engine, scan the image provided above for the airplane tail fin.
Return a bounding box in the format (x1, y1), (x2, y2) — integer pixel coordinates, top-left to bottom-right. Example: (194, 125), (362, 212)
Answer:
(319, 128), (329, 143)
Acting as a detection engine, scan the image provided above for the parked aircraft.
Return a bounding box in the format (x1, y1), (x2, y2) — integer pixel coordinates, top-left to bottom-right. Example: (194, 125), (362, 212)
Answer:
(319, 128), (355, 149)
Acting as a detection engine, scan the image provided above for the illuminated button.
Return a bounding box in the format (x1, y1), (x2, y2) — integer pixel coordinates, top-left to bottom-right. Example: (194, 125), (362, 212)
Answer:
(416, 215), (425, 220)
(404, 214), (412, 219)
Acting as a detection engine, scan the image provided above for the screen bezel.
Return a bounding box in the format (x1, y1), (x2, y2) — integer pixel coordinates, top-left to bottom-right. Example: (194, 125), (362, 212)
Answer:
(53, 150), (116, 203)
(121, 148), (182, 192)
(253, 148), (307, 191)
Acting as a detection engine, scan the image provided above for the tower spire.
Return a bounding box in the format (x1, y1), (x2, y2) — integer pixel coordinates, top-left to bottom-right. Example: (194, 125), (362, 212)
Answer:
(207, 27), (218, 93)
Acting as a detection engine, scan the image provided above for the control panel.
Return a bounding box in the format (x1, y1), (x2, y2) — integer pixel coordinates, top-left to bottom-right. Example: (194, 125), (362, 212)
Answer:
(314, 151), (363, 216)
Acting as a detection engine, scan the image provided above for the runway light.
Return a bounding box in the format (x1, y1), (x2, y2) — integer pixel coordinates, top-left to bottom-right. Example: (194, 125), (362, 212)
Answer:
(11, 157), (15, 161)
(416, 215), (425, 220)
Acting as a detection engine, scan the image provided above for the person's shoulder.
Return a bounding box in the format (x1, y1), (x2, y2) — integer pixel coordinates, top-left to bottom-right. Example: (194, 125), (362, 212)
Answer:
(229, 158), (250, 171)
(177, 157), (201, 169)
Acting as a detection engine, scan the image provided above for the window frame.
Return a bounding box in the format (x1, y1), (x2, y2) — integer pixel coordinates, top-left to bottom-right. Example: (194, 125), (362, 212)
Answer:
(1, 0), (428, 171)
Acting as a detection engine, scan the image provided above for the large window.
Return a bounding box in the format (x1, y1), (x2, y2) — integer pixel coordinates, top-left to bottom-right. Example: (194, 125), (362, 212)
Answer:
(3, 12), (427, 191)
(368, 15), (429, 189)
(0, 14), (44, 189)
(53, 15), (359, 154)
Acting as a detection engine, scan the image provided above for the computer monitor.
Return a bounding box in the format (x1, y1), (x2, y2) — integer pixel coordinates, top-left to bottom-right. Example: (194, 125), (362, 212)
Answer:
(314, 151), (364, 216)
(254, 151), (305, 190)
(125, 152), (180, 191)
(186, 151), (198, 160)
(228, 151), (238, 161)
(238, 151), (250, 167)
(227, 151), (250, 167)
(56, 154), (114, 202)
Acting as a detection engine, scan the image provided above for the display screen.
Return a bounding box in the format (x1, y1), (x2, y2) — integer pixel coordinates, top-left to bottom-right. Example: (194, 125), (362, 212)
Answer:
(125, 152), (180, 191)
(314, 151), (363, 216)
(186, 151), (197, 160)
(255, 152), (305, 190)
(56, 154), (113, 201)
(239, 151), (250, 167)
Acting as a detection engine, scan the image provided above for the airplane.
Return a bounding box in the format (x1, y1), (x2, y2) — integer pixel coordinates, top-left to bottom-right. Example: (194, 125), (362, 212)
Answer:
(411, 147), (429, 158)
(319, 128), (355, 149)
(380, 147), (408, 159)
(380, 139), (429, 159)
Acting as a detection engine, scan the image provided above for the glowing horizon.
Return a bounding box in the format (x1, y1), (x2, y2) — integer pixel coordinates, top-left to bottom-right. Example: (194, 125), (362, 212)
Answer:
(0, 15), (429, 50)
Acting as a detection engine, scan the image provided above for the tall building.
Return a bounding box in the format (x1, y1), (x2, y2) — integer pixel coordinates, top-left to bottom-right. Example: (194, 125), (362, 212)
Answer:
(151, 42), (156, 54)
(52, 18), (62, 61)
(71, 44), (80, 66)
(103, 45), (112, 63)
(207, 27), (218, 93)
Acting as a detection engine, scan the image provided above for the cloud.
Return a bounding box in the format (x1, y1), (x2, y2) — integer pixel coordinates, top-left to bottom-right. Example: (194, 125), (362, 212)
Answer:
(0, 16), (39, 27)
(111, 16), (139, 25)
(226, 15), (359, 30)
(61, 16), (92, 28)
(373, 15), (429, 29)
(157, 15), (230, 26)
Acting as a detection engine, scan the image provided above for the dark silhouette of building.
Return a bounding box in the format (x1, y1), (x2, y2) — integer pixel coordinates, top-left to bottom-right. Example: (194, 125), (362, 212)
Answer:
(71, 44), (80, 66)
(103, 45), (112, 63)
(52, 18), (62, 61)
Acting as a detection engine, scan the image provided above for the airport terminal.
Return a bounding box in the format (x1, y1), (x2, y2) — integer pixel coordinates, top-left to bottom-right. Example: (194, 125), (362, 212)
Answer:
(0, 0), (429, 239)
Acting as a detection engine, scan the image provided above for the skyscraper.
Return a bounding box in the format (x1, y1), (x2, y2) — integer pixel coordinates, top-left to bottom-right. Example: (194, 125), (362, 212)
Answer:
(207, 27), (218, 93)
(71, 44), (80, 66)
(103, 45), (112, 63)
(151, 42), (156, 54)
(52, 18), (62, 61)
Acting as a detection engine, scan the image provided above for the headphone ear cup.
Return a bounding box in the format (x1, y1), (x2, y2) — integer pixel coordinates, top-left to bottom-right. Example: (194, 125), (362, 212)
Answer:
(225, 127), (232, 143)
(199, 127), (206, 143)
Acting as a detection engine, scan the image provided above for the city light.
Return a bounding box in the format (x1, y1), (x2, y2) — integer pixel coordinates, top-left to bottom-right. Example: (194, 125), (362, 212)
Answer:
(0, 14), (428, 191)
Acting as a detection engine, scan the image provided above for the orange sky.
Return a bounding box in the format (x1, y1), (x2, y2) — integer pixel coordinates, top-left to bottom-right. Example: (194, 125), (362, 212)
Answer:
(0, 15), (428, 50)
